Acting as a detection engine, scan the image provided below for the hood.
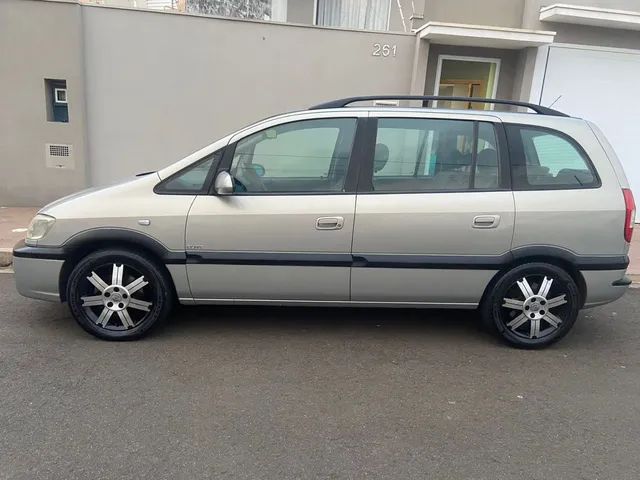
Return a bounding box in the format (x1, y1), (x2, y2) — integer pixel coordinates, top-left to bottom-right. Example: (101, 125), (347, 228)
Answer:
(40, 186), (105, 212)
(40, 173), (162, 217)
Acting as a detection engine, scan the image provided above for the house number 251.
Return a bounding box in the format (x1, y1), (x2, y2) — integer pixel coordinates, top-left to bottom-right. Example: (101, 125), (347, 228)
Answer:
(372, 43), (397, 57)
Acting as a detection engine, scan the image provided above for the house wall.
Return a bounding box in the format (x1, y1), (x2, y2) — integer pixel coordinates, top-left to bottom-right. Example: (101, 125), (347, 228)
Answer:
(520, 0), (640, 114)
(419, 0), (526, 29)
(0, 0), (88, 207)
(524, 0), (640, 49)
(0, 0), (416, 203)
(286, 0), (314, 24)
(81, 6), (415, 185)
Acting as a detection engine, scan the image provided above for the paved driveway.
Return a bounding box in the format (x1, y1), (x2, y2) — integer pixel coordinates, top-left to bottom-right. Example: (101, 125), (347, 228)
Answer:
(1, 274), (639, 479)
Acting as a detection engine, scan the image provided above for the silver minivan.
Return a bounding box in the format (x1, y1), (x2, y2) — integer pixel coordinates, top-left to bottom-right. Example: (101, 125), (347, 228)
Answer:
(13, 96), (635, 348)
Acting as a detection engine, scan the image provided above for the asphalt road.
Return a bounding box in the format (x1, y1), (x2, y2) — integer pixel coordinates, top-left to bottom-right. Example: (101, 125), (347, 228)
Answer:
(1, 274), (640, 480)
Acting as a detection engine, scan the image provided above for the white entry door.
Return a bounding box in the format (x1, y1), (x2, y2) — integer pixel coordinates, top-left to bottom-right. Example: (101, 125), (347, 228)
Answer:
(537, 45), (640, 211)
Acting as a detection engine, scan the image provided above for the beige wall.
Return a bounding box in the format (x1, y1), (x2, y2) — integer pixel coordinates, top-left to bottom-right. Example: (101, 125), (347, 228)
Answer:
(286, 0), (314, 24)
(512, 47), (539, 102)
(82, 6), (415, 185)
(418, 0), (526, 29)
(0, 0), (88, 206)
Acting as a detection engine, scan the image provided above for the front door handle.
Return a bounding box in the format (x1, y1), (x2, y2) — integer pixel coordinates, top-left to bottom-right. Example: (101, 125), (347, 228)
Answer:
(316, 216), (344, 230)
(473, 215), (500, 229)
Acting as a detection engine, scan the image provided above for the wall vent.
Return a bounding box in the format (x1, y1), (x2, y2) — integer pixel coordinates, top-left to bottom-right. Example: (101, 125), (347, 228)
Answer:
(49, 144), (70, 157)
(45, 143), (74, 169)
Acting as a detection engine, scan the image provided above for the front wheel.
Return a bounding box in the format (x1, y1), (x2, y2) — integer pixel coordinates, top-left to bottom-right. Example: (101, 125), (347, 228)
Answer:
(66, 249), (173, 340)
(482, 263), (580, 349)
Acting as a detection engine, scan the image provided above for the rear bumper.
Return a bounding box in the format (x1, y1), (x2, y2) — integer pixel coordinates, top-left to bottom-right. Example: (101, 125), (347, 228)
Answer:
(12, 240), (64, 302)
(582, 269), (630, 308)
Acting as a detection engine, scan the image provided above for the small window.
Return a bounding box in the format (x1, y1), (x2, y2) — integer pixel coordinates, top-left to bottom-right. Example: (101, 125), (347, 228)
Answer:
(156, 150), (222, 194)
(507, 126), (597, 189)
(230, 118), (357, 194)
(316, 0), (391, 30)
(371, 118), (499, 192)
(45, 79), (68, 123)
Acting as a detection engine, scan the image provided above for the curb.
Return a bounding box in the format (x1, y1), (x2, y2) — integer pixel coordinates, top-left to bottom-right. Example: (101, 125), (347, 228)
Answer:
(0, 248), (12, 268)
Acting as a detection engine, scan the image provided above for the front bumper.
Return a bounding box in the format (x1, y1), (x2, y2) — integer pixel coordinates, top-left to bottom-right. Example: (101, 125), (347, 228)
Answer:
(13, 240), (65, 302)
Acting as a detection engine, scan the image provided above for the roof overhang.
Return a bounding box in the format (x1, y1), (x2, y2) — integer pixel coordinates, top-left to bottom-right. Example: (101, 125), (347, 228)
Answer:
(540, 4), (640, 31)
(415, 22), (556, 49)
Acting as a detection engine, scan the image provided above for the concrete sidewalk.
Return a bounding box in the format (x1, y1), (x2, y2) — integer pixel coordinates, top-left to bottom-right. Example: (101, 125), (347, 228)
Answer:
(1, 207), (640, 275)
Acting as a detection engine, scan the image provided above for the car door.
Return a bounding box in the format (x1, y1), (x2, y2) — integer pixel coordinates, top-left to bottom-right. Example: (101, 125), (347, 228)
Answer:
(185, 111), (364, 302)
(351, 111), (515, 306)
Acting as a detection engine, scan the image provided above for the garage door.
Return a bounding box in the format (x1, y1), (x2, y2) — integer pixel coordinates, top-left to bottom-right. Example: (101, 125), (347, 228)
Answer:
(539, 45), (640, 204)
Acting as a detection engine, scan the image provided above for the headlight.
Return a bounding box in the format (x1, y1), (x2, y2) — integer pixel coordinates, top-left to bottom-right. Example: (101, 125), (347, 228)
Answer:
(26, 214), (56, 242)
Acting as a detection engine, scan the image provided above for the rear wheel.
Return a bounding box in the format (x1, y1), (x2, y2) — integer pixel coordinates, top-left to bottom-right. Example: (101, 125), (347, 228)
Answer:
(482, 263), (580, 348)
(66, 249), (173, 340)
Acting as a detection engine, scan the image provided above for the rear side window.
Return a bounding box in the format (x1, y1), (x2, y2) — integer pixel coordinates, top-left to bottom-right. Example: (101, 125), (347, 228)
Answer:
(506, 125), (598, 189)
(371, 118), (500, 192)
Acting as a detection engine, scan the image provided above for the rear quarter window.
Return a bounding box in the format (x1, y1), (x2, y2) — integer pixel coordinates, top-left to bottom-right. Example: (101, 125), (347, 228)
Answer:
(506, 125), (599, 190)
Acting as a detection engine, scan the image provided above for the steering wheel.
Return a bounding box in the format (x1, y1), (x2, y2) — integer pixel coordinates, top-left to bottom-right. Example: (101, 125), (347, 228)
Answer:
(233, 168), (267, 192)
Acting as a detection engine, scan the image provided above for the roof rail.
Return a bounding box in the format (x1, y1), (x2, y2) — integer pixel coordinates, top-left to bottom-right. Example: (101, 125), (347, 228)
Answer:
(309, 96), (568, 117)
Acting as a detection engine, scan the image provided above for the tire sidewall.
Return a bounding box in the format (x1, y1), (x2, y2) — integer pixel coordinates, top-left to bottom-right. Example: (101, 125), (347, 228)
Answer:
(66, 249), (172, 340)
(484, 262), (580, 348)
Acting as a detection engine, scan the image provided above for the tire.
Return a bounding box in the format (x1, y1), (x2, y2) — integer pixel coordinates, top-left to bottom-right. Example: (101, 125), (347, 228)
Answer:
(66, 249), (174, 340)
(481, 262), (580, 349)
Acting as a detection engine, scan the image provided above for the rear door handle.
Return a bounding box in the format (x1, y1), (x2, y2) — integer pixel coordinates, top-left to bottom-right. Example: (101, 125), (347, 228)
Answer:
(473, 215), (500, 229)
(316, 216), (344, 230)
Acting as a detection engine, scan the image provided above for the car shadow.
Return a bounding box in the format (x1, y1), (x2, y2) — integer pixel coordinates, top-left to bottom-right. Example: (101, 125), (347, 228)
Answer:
(150, 299), (632, 352)
(156, 304), (498, 345)
(20, 288), (628, 351)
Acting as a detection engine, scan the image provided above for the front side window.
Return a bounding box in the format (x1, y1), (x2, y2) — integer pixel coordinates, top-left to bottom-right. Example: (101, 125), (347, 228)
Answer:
(507, 125), (597, 189)
(316, 0), (391, 30)
(230, 118), (357, 194)
(372, 118), (499, 192)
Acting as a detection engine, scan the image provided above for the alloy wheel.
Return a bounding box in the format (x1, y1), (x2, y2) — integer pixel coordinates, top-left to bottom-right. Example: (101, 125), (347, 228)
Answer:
(500, 275), (568, 340)
(79, 263), (153, 331)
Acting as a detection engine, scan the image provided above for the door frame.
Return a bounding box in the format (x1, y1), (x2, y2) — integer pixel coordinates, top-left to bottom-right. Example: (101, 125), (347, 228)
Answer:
(213, 112), (368, 196)
(433, 55), (502, 108)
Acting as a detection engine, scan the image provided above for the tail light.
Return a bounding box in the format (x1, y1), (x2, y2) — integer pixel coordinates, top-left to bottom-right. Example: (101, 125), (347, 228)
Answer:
(623, 188), (635, 243)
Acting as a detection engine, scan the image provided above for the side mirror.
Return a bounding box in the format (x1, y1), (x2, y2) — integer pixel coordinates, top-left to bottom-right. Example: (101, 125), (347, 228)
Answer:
(214, 171), (234, 195)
